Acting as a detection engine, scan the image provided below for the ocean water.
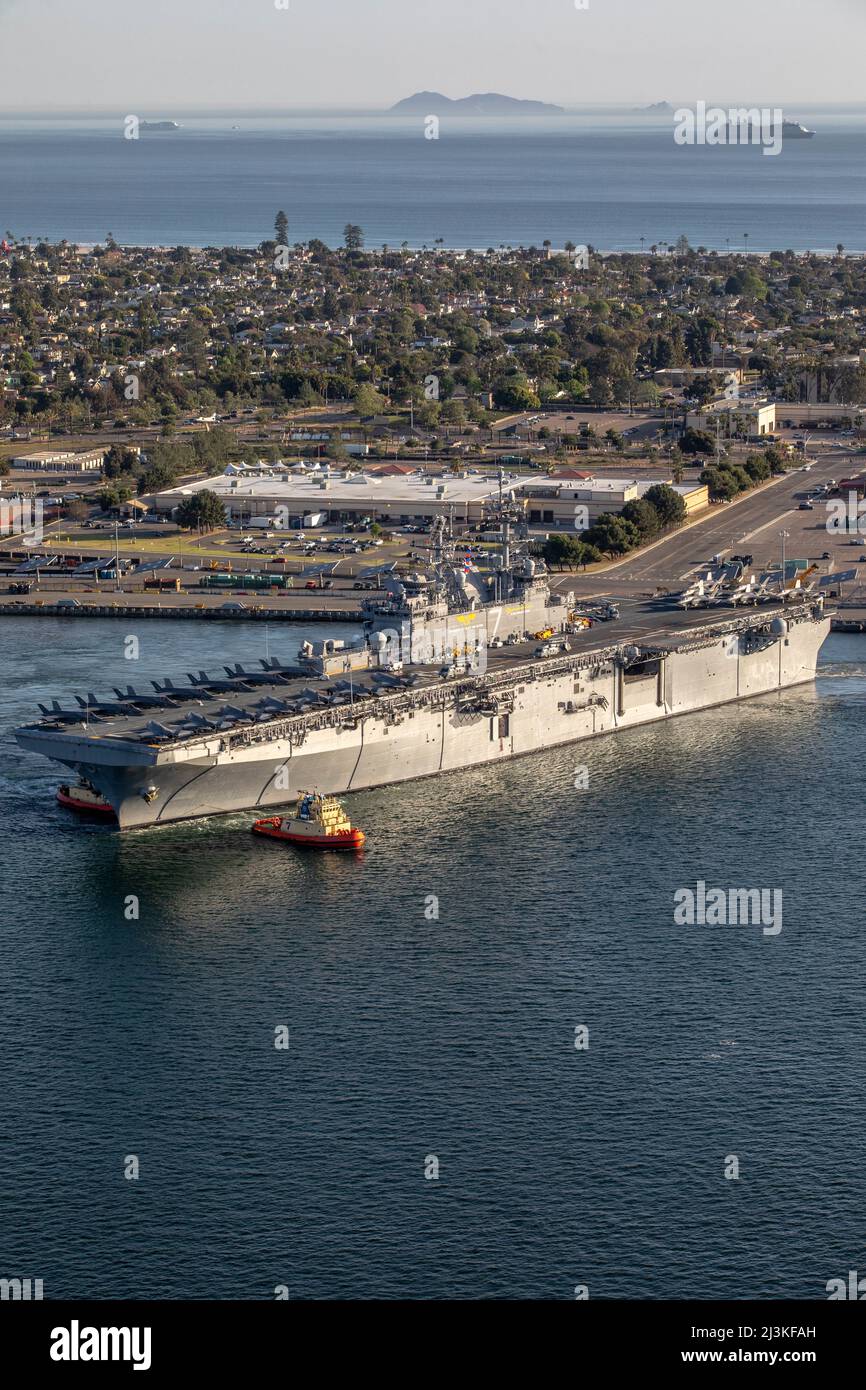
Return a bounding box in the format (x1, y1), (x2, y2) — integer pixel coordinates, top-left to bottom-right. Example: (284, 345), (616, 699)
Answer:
(1, 616), (865, 1299)
(1, 111), (866, 252)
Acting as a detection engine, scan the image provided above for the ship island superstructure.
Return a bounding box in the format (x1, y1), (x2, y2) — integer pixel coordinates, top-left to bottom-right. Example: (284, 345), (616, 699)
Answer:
(15, 504), (830, 829)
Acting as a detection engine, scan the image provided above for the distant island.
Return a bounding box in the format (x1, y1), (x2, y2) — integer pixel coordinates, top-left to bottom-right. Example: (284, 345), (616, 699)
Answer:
(390, 92), (564, 116)
(140, 120), (180, 132)
(634, 102), (674, 114)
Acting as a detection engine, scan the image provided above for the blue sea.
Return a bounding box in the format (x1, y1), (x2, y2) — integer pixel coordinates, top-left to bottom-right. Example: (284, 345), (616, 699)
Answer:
(1, 616), (865, 1299)
(2, 109), (866, 252)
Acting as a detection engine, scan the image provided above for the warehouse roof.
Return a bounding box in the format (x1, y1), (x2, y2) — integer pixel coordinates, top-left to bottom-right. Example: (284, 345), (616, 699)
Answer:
(156, 468), (523, 507)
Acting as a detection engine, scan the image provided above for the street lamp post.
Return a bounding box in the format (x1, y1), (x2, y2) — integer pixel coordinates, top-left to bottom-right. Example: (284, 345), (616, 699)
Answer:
(779, 528), (790, 597)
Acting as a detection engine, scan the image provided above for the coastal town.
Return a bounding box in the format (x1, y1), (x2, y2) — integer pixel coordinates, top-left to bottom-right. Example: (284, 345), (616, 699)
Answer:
(1, 229), (865, 606)
(5, 0), (866, 1336)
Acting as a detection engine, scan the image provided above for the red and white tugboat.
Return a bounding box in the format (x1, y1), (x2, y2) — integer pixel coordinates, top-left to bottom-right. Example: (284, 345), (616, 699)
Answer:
(252, 791), (365, 851)
(56, 778), (115, 817)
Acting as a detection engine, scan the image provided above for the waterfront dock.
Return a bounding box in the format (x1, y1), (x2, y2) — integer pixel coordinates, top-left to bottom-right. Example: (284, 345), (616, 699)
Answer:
(0, 599), (359, 621)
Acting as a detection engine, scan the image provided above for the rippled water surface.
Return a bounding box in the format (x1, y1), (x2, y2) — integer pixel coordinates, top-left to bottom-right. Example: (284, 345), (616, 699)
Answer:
(1, 619), (864, 1298)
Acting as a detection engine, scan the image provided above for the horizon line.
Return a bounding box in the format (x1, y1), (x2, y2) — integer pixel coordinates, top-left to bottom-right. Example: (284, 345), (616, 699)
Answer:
(0, 100), (862, 116)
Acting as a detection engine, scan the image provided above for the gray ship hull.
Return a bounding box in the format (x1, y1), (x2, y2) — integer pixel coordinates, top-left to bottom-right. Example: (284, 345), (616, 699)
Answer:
(17, 609), (830, 829)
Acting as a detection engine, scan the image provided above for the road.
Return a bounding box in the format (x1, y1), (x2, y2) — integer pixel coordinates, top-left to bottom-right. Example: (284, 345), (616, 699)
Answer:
(554, 447), (864, 600)
(5, 446), (864, 618)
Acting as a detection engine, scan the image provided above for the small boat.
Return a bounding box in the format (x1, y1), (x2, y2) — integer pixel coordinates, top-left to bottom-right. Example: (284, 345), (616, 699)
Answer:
(252, 792), (365, 850)
(57, 778), (115, 816)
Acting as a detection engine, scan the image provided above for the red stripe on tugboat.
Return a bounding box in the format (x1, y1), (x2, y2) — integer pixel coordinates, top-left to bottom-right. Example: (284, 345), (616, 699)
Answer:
(252, 791), (365, 850)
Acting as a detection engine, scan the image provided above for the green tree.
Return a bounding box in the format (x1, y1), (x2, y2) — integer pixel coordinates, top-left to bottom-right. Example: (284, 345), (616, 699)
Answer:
(353, 384), (387, 420)
(621, 497), (661, 540)
(344, 224), (365, 252)
(541, 533), (600, 571)
(642, 483), (686, 527)
(588, 377), (614, 407)
(492, 377), (541, 410)
(441, 400), (468, 430)
(418, 399), (441, 428)
(543, 533), (575, 569)
(103, 445), (141, 480)
(137, 461), (178, 495)
(680, 427), (715, 455)
(274, 211), (289, 246)
(584, 513), (640, 557)
(686, 375), (718, 406)
(764, 446), (788, 475)
(176, 490), (226, 532)
(633, 379), (661, 408)
(700, 467), (738, 501)
(743, 453), (771, 483)
(97, 486), (120, 512)
(725, 266), (767, 301)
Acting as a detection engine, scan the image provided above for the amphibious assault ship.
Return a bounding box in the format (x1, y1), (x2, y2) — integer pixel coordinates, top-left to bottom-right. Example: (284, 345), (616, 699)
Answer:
(16, 511), (830, 829)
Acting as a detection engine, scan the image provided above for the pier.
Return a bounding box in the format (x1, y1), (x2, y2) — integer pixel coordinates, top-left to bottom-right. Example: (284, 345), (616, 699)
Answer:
(0, 597), (361, 622)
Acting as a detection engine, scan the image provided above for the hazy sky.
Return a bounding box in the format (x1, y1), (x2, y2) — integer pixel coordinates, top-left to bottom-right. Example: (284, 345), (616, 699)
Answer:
(0, 0), (863, 110)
